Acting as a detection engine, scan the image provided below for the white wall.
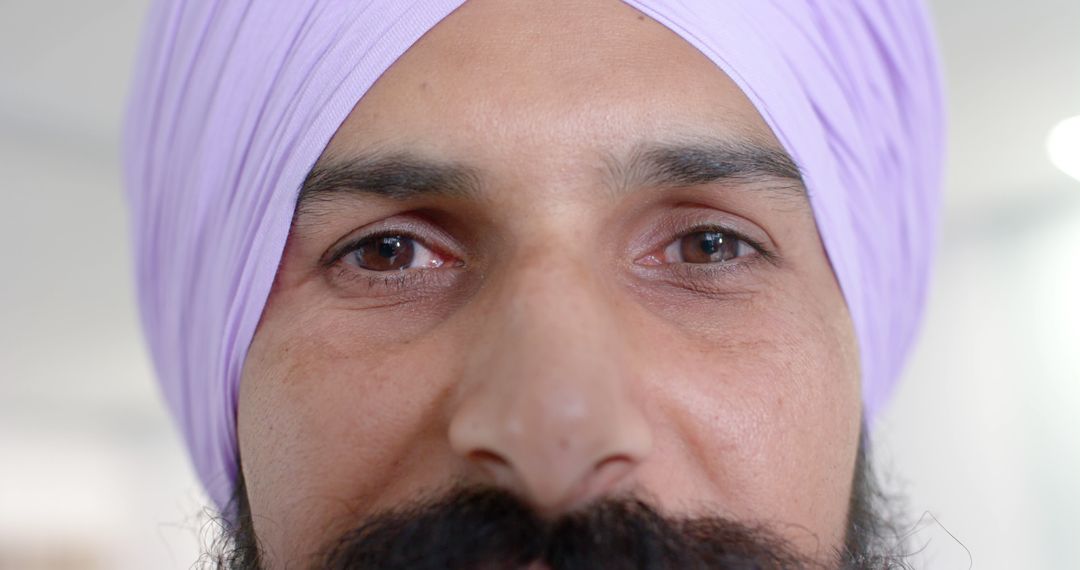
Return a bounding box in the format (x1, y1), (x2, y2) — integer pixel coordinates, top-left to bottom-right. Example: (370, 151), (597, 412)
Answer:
(877, 191), (1080, 568)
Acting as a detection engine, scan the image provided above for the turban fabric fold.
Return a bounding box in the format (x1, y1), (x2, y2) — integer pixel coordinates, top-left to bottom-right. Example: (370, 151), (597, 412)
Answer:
(124, 0), (945, 511)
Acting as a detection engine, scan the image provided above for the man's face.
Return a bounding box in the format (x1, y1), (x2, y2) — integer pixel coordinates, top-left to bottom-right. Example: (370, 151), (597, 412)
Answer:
(236, 0), (862, 567)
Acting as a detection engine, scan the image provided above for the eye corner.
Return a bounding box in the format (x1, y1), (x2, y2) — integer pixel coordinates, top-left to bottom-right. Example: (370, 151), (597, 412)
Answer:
(633, 253), (664, 267)
(749, 239), (783, 268)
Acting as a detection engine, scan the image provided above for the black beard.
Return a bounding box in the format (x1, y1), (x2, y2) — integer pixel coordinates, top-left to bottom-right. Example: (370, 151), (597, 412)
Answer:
(204, 433), (911, 570)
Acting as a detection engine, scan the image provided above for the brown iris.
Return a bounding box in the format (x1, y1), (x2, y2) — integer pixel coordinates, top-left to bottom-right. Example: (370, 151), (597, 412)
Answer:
(680, 231), (740, 263)
(351, 236), (415, 271)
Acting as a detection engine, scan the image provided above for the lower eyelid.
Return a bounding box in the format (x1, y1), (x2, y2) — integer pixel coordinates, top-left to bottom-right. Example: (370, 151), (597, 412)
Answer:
(673, 256), (759, 277)
(326, 260), (463, 297)
(631, 251), (765, 285)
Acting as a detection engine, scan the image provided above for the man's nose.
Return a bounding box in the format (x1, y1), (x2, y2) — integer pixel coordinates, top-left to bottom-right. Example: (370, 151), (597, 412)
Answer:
(448, 255), (653, 516)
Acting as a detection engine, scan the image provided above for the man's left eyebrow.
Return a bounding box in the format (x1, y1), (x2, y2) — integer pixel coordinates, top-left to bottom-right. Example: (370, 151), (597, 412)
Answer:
(607, 138), (805, 198)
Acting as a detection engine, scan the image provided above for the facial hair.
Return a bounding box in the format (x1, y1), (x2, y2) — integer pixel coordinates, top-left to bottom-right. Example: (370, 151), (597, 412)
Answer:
(206, 432), (911, 570)
(316, 485), (813, 570)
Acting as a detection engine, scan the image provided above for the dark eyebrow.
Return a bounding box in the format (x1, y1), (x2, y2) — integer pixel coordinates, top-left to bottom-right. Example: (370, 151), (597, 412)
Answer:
(294, 137), (805, 217)
(296, 152), (483, 215)
(607, 138), (805, 198)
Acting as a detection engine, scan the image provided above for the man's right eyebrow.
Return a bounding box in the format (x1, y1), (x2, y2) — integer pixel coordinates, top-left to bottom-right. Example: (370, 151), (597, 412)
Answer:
(295, 152), (483, 215)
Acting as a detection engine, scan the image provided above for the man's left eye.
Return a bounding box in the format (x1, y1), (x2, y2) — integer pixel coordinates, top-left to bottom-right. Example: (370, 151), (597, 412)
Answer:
(662, 230), (757, 264)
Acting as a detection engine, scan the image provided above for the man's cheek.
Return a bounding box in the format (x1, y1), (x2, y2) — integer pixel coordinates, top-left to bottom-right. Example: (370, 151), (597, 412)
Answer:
(633, 303), (856, 494)
(263, 322), (462, 465)
(641, 297), (832, 410)
(239, 323), (459, 554)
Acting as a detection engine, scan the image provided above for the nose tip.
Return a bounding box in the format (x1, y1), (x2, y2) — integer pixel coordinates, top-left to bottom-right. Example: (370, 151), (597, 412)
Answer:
(449, 398), (652, 515)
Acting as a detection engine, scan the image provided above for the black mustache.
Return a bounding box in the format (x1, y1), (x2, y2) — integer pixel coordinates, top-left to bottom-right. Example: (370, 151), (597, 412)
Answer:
(316, 486), (812, 570)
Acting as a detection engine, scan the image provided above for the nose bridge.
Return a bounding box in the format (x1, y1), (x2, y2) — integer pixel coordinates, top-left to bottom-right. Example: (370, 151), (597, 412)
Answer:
(449, 249), (652, 512)
(492, 254), (622, 430)
(505, 249), (616, 371)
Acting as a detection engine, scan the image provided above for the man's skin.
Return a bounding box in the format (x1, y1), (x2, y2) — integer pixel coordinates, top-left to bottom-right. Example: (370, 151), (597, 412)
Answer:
(236, 0), (862, 566)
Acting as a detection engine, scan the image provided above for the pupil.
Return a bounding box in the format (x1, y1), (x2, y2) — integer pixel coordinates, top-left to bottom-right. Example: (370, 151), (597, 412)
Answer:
(699, 232), (722, 255)
(378, 237), (403, 258)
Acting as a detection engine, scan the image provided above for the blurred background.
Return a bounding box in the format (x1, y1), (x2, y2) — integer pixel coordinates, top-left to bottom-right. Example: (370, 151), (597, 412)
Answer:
(1, 1), (1077, 568)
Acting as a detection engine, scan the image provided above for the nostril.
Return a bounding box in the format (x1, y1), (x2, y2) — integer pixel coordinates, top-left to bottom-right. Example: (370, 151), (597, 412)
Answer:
(542, 454), (639, 516)
(583, 454), (636, 496)
(466, 448), (514, 483)
(595, 454), (632, 471)
(468, 448), (510, 467)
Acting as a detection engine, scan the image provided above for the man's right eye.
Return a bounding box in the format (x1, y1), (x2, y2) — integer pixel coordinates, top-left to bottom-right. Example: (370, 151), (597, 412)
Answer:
(342, 234), (451, 271)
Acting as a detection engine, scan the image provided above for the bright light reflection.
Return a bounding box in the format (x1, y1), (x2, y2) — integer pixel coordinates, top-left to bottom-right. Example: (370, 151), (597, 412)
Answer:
(1047, 115), (1080, 182)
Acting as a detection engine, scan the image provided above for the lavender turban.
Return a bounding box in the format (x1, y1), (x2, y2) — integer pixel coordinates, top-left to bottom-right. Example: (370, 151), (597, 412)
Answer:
(124, 0), (945, 510)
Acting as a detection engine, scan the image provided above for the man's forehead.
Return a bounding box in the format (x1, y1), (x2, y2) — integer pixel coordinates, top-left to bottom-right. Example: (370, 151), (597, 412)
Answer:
(323, 0), (779, 168)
